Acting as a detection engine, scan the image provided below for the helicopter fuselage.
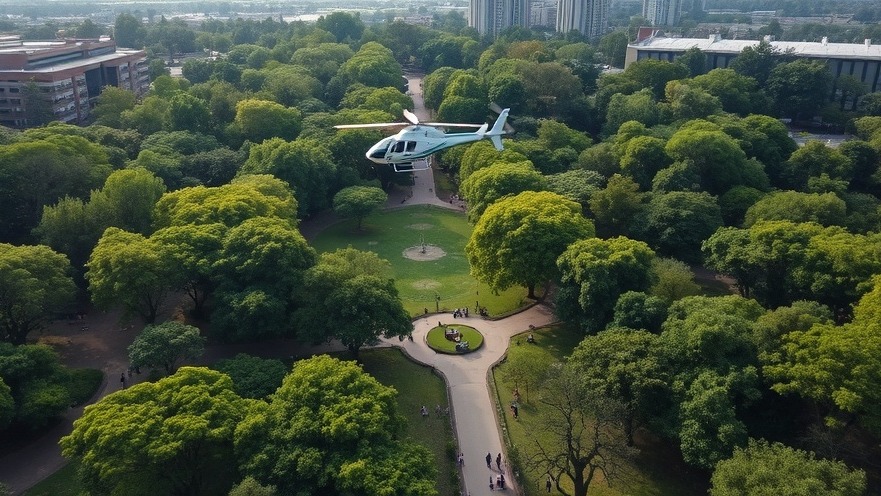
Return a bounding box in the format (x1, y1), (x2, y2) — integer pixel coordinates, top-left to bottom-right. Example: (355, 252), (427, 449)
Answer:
(366, 125), (489, 165)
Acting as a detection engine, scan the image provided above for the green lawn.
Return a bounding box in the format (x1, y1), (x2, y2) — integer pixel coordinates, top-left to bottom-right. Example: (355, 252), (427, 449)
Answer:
(311, 204), (528, 317)
(357, 348), (459, 496)
(23, 460), (81, 496)
(426, 324), (483, 353)
(493, 325), (708, 496)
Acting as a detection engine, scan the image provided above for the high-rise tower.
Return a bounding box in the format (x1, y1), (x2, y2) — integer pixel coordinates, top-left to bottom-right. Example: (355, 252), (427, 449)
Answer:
(642, 0), (683, 26)
(556, 0), (610, 38)
(469, 0), (530, 37)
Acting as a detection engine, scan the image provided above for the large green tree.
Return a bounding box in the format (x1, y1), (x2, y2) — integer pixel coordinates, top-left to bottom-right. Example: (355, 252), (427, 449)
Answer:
(633, 191), (723, 262)
(710, 439), (866, 496)
(128, 321), (206, 375)
(235, 355), (437, 495)
(466, 190), (594, 298)
(61, 367), (251, 496)
(556, 236), (656, 333)
(459, 160), (546, 223)
(331, 186), (387, 230)
(0, 244), (75, 344)
(0, 343), (71, 429)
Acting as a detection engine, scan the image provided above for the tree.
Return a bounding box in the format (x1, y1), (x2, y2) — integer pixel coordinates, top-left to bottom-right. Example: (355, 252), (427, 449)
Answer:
(648, 257), (700, 302)
(150, 223), (224, 317)
(128, 321), (205, 374)
(211, 217), (316, 342)
(611, 291), (669, 334)
(664, 81), (723, 121)
(0, 244), (75, 344)
(241, 138), (337, 217)
(466, 191), (595, 299)
(92, 86), (137, 128)
(61, 367), (251, 496)
(86, 228), (175, 323)
(569, 328), (668, 445)
(529, 363), (636, 496)
(459, 161), (546, 223)
(214, 354), (287, 399)
(623, 59), (689, 100)
(0, 343), (71, 430)
(556, 237), (656, 333)
(665, 128), (762, 195)
(676, 47), (706, 76)
(234, 99), (302, 143)
(778, 141), (852, 191)
(766, 60), (832, 119)
(168, 93), (212, 134)
(114, 13), (145, 49)
(604, 89), (660, 135)
(229, 477), (277, 496)
(589, 174), (645, 237)
(633, 191), (723, 262)
(545, 169), (604, 209)
(332, 186), (387, 230)
(597, 31), (628, 67)
(690, 69), (766, 116)
(500, 350), (550, 404)
(235, 355), (437, 495)
(743, 191), (846, 228)
(316, 12), (364, 43)
(619, 136), (670, 190)
(729, 40), (781, 85)
(93, 168), (167, 235)
(710, 439), (866, 496)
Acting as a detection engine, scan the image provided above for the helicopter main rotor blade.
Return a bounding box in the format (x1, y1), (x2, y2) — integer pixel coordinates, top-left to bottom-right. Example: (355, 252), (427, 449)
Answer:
(333, 122), (409, 129)
(403, 109), (420, 125)
(422, 122), (485, 128)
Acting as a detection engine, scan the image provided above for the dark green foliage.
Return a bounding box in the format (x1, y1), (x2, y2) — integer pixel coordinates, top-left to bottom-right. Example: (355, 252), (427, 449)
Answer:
(612, 291), (669, 333)
(0, 343), (71, 430)
(215, 354), (287, 399)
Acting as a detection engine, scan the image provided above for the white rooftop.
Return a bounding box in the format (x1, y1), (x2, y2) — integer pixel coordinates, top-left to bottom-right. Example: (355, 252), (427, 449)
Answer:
(631, 36), (881, 60)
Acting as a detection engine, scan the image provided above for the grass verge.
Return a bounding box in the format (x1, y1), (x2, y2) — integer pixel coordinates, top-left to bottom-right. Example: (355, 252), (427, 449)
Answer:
(492, 325), (708, 496)
(67, 369), (103, 406)
(22, 460), (81, 496)
(310, 204), (528, 317)
(357, 348), (459, 496)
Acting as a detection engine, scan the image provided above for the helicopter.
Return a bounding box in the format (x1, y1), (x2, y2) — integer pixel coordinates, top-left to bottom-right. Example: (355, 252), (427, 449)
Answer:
(334, 108), (510, 172)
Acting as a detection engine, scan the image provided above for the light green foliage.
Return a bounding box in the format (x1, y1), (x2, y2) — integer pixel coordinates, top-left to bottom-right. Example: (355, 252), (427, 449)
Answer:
(556, 236), (656, 333)
(569, 327), (668, 443)
(0, 343), (71, 429)
(422, 66), (457, 111)
(235, 355), (437, 495)
(779, 141), (853, 190)
(589, 174), (645, 237)
(61, 367), (250, 496)
(153, 174), (298, 229)
(0, 244), (75, 344)
(537, 119), (592, 153)
(168, 93), (212, 134)
(624, 59), (690, 99)
(215, 354), (287, 399)
(664, 80), (723, 121)
(229, 477), (277, 496)
(234, 99), (302, 143)
(437, 95), (488, 123)
(690, 69), (766, 116)
(710, 439), (866, 496)
(328, 42), (402, 104)
(241, 137), (337, 217)
(264, 65), (322, 107)
(576, 141), (622, 178)
(93, 168), (167, 235)
(459, 160), (546, 223)
(754, 300), (832, 355)
(665, 127), (758, 195)
(339, 85), (412, 116)
(619, 135), (671, 190)
(604, 89), (660, 135)
(127, 149), (186, 190)
(466, 190), (594, 298)
(332, 186), (388, 230)
(743, 191), (846, 227)
(764, 278), (881, 434)
(648, 257), (700, 302)
(33, 196), (102, 271)
(92, 86), (137, 128)
(633, 191), (722, 262)
(150, 222), (224, 315)
(290, 43), (354, 84)
(545, 169), (604, 208)
(458, 140), (528, 181)
(128, 321), (205, 374)
(86, 228), (175, 322)
(121, 95), (170, 135)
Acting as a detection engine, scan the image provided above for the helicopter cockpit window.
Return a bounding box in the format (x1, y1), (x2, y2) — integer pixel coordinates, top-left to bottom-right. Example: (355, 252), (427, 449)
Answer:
(392, 141), (406, 153)
(405, 141), (416, 152)
(369, 138), (393, 159)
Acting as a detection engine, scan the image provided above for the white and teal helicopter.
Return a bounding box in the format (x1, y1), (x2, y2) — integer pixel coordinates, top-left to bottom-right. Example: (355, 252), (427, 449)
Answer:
(334, 108), (510, 172)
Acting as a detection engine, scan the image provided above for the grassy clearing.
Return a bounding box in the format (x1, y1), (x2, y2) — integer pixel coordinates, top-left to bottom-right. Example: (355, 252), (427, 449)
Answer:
(67, 369), (103, 406)
(22, 460), (81, 496)
(310, 204), (528, 317)
(357, 348), (459, 496)
(426, 324), (483, 353)
(493, 325), (708, 496)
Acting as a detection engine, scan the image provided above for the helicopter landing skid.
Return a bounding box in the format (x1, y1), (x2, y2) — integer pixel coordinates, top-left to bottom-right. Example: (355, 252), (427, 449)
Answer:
(392, 159), (430, 173)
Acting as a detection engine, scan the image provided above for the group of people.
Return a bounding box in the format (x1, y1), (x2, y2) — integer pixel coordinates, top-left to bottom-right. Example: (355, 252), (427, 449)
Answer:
(452, 307), (468, 318)
(485, 452), (506, 490)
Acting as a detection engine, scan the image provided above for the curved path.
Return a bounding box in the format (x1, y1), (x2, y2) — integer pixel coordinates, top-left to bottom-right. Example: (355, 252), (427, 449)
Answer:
(0, 75), (544, 496)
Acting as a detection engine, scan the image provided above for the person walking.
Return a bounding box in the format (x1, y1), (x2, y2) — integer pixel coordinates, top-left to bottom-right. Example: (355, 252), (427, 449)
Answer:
(486, 452), (492, 468)
(120, 373), (127, 389)
(546, 475), (552, 493)
(496, 452), (502, 470)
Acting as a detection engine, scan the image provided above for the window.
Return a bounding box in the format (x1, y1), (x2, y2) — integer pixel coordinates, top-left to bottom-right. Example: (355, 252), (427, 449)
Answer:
(406, 141), (416, 152)
(392, 141), (405, 153)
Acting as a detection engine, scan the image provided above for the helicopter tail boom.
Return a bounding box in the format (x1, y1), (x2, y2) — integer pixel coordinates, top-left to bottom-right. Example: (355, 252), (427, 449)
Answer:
(486, 108), (510, 151)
